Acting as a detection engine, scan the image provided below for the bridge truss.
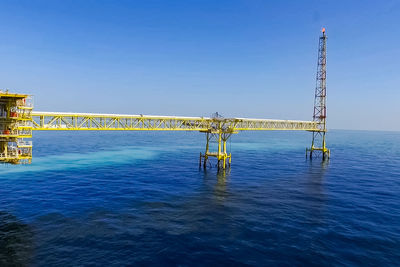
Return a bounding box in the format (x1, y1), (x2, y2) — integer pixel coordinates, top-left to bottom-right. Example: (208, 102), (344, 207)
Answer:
(31, 112), (318, 132)
(30, 112), (320, 169)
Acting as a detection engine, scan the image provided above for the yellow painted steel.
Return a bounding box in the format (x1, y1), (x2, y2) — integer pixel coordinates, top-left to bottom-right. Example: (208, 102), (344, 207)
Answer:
(31, 112), (319, 132)
(199, 130), (233, 170)
(0, 92), (33, 164)
(31, 111), (320, 169)
(1, 107), (322, 167)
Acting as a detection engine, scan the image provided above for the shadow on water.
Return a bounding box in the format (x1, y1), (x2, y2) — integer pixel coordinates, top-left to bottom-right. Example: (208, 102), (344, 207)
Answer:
(303, 159), (329, 224)
(0, 211), (33, 266)
(306, 158), (329, 191)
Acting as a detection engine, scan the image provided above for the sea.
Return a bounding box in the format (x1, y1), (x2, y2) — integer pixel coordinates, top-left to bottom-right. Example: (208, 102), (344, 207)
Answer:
(0, 130), (399, 266)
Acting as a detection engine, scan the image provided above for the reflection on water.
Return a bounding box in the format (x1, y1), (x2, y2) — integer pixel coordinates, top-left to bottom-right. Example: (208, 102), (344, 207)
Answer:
(216, 168), (231, 180)
(306, 158), (329, 192)
(202, 168), (231, 203)
(0, 211), (33, 266)
(304, 159), (329, 224)
(215, 168), (230, 201)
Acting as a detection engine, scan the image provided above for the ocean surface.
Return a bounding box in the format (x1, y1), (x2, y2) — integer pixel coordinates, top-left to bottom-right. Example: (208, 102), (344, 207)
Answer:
(0, 130), (399, 266)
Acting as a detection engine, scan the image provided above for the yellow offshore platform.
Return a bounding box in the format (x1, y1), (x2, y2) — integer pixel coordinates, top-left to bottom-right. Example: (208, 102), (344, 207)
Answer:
(0, 91), (33, 164)
(0, 29), (330, 168)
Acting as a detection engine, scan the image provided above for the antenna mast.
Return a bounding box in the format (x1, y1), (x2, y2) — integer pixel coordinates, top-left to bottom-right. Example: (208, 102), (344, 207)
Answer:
(308, 28), (330, 160)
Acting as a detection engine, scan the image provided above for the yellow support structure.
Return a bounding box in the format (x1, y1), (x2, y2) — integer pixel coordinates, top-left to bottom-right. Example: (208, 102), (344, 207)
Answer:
(31, 112), (318, 132)
(29, 111), (321, 169)
(199, 130), (234, 170)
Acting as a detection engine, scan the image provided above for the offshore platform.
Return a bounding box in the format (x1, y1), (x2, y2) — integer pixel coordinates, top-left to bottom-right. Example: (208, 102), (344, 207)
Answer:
(0, 29), (330, 168)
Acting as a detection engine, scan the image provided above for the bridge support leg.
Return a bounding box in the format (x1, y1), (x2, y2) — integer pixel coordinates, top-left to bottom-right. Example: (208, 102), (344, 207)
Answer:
(199, 130), (233, 170)
(306, 131), (330, 161)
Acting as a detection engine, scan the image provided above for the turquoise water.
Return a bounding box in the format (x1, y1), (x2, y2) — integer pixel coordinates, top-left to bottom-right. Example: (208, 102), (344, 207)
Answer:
(1, 130), (399, 265)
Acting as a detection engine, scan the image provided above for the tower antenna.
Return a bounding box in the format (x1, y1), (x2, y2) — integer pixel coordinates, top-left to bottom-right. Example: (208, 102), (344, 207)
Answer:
(307, 28), (330, 160)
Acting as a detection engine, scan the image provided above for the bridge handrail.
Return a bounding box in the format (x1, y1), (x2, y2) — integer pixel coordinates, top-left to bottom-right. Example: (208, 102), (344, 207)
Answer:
(31, 112), (319, 131)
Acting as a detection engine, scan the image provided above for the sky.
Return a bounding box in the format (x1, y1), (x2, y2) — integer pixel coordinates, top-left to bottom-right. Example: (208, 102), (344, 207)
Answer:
(0, 0), (399, 131)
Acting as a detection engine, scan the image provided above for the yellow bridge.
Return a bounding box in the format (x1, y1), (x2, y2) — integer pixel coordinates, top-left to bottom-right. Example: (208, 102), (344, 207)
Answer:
(30, 112), (320, 169)
(31, 112), (317, 132)
(0, 30), (330, 168)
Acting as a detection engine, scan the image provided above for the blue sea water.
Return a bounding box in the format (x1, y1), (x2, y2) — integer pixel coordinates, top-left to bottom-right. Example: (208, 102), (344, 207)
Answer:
(0, 130), (399, 266)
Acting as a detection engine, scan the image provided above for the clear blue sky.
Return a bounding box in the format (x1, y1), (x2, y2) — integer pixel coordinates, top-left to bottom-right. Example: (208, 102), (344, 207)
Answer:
(0, 0), (399, 131)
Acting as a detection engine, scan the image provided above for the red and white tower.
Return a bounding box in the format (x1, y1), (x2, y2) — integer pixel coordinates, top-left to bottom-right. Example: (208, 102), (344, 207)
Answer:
(308, 28), (330, 160)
